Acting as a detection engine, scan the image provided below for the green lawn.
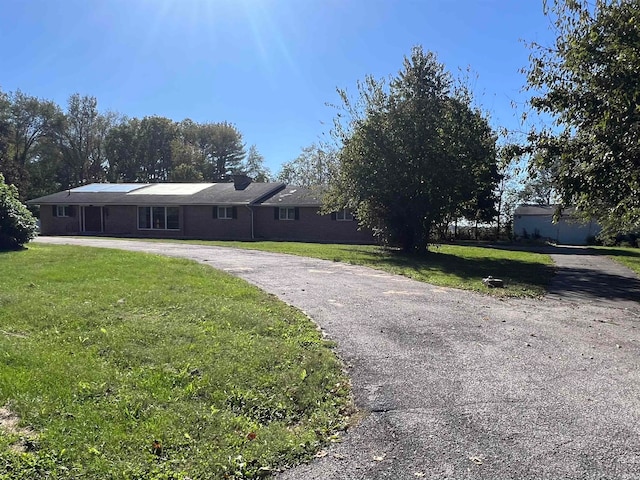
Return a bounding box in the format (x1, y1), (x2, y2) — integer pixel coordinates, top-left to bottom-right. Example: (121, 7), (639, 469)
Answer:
(0, 244), (351, 479)
(142, 239), (554, 297)
(592, 246), (640, 275)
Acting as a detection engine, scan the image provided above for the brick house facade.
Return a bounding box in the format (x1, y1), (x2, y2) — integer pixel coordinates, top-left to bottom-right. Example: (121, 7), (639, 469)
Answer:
(28, 179), (375, 244)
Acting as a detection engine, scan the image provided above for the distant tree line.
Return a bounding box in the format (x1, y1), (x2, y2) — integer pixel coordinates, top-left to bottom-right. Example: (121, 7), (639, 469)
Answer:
(0, 89), (271, 201)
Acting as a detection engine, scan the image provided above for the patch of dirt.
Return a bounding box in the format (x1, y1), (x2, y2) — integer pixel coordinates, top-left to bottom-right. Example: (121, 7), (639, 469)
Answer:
(0, 406), (37, 453)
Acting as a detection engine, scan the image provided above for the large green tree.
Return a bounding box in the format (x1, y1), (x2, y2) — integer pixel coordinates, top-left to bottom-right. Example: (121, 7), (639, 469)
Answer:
(202, 122), (245, 181)
(518, 157), (558, 206)
(169, 119), (205, 182)
(0, 91), (11, 182)
(327, 46), (498, 252)
(277, 143), (338, 187)
(525, 0), (640, 234)
(136, 116), (178, 182)
(0, 90), (60, 198)
(105, 116), (178, 182)
(105, 118), (141, 182)
(55, 94), (116, 186)
(242, 144), (271, 182)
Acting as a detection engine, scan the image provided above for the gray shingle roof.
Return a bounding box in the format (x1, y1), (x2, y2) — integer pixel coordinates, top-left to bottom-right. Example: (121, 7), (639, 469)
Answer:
(257, 186), (324, 207)
(27, 182), (286, 206)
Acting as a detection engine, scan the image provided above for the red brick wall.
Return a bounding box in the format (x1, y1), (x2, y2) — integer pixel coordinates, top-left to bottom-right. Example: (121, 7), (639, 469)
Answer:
(183, 205), (252, 240)
(39, 205), (81, 235)
(254, 206), (375, 244)
(104, 206), (137, 234)
(39, 203), (374, 244)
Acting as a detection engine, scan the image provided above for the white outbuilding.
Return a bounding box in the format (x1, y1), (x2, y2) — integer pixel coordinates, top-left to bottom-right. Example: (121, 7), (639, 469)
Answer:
(513, 204), (600, 245)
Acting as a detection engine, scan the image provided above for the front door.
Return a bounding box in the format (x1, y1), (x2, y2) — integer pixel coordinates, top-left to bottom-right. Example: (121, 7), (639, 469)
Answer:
(84, 206), (103, 232)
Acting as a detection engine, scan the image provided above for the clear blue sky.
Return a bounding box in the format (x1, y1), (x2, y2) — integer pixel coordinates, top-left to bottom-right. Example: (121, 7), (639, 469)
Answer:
(0, 0), (554, 174)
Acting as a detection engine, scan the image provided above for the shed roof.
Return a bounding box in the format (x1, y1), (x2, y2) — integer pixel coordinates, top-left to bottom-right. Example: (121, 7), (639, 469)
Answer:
(514, 204), (577, 216)
(27, 182), (286, 206)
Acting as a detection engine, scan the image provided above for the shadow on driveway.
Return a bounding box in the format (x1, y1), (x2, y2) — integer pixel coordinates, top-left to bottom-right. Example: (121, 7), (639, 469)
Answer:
(547, 265), (640, 304)
(538, 247), (640, 308)
(477, 243), (640, 308)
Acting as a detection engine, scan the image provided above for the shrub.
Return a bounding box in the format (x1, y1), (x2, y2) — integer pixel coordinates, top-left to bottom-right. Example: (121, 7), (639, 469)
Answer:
(0, 173), (37, 250)
(586, 235), (602, 246)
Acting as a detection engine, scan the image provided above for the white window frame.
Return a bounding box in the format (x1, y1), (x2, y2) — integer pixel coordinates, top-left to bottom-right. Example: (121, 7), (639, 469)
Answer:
(218, 206), (234, 220)
(279, 207), (296, 221)
(56, 205), (70, 217)
(138, 206), (180, 231)
(336, 208), (354, 221)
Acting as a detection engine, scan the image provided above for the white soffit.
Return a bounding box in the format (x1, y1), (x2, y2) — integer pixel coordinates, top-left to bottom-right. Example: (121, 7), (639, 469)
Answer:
(127, 183), (215, 195)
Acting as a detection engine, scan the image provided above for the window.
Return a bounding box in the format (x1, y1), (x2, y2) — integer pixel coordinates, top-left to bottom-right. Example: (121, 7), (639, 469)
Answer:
(212, 206), (237, 219)
(274, 207), (299, 221)
(152, 207), (165, 229)
(218, 206), (234, 219)
(54, 205), (71, 217)
(166, 207), (179, 229)
(138, 207), (151, 229)
(279, 207), (296, 221)
(138, 206), (180, 230)
(335, 209), (354, 221)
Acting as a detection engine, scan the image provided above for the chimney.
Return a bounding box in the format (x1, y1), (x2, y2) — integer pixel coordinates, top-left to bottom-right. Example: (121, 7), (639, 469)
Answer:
(232, 174), (252, 190)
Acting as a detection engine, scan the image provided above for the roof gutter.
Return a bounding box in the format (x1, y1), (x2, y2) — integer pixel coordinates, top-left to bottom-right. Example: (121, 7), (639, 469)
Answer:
(245, 205), (255, 240)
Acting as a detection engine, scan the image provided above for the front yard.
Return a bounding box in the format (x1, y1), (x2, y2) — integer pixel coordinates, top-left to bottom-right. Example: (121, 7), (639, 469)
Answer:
(0, 244), (351, 479)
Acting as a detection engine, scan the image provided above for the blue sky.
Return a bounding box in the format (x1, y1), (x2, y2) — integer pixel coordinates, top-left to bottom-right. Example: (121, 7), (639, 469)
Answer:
(0, 0), (554, 174)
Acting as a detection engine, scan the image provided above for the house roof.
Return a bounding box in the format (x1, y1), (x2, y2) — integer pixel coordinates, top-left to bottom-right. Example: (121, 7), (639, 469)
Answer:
(27, 182), (286, 206)
(258, 185), (324, 207)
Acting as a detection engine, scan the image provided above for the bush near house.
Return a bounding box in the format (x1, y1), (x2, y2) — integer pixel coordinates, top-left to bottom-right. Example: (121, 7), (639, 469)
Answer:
(0, 173), (37, 250)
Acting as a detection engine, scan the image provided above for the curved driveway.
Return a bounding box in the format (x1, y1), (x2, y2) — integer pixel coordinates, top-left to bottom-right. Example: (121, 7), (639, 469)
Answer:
(35, 237), (640, 479)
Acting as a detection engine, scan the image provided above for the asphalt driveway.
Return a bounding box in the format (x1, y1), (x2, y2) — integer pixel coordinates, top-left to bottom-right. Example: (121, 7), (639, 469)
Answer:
(35, 238), (640, 479)
(545, 246), (640, 310)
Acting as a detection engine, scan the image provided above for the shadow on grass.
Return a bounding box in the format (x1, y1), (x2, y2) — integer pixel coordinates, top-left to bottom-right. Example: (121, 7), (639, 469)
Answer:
(592, 247), (640, 258)
(478, 243), (595, 256)
(484, 243), (640, 259)
(334, 245), (554, 291)
(0, 246), (28, 254)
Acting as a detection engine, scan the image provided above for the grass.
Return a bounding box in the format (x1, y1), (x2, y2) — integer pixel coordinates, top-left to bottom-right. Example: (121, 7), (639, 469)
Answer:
(592, 246), (640, 275)
(0, 244), (351, 479)
(136, 239), (554, 297)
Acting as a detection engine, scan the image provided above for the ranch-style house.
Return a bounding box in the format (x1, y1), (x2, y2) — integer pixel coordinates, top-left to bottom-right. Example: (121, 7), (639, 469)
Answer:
(27, 176), (374, 244)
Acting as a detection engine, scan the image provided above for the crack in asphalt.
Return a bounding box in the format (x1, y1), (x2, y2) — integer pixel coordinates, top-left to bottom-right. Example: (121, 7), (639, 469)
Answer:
(34, 237), (640, 479)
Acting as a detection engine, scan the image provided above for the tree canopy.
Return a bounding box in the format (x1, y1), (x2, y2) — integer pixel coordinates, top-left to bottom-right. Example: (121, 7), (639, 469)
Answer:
(276, 143), (338, 187)
(525, 0), (640, 235)
(243, 145), (271, 182)
(326, 46), (499, 252)
(0, 88), (261, 200)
